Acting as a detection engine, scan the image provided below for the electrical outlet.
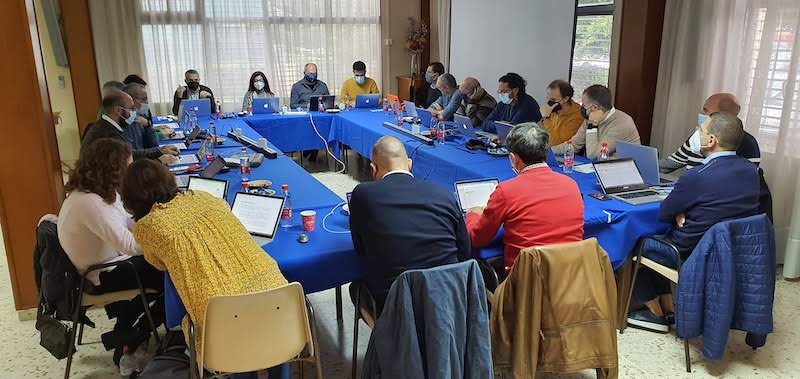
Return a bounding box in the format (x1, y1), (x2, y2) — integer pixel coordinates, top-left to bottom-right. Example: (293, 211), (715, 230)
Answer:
(384, 38), (393, 46)
(58, 75), (66, 89)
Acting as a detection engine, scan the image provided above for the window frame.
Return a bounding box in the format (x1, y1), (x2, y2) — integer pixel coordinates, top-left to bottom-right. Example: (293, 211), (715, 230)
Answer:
(569, 0), (616, 92)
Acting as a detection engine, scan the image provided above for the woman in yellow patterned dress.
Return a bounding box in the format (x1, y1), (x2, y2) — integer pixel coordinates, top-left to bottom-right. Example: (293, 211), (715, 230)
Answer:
(119, 159), (287, 352)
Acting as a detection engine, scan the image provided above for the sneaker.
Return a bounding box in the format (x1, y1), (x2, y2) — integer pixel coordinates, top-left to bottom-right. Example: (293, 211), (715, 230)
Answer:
(627, 309), (669, 333)
(665, 312), (675, 326)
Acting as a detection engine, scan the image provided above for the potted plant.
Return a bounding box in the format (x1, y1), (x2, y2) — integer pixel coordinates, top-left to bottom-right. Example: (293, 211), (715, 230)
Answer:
(405, 17), (429, 78)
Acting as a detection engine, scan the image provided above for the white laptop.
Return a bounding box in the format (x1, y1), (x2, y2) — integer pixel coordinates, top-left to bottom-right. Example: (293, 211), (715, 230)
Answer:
(593, 159), (668, 205)
(169, 140), (206, 167)
(231, 192), (286, 245)
(616, 141), (673, 185)
(454, 178), (500, 214)
(187, 176), (229, 199)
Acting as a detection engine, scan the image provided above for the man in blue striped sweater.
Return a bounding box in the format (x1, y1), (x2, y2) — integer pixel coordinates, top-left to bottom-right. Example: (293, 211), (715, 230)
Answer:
(628, 112), (761, 332)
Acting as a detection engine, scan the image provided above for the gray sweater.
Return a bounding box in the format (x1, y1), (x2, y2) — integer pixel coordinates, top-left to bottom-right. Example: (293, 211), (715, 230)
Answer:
(552, 107), (641, 160)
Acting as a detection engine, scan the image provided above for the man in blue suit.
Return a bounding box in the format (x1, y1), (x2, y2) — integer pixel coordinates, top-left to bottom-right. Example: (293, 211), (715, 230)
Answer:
(628, 113), (760, 333)
(349, 136), (471, 315)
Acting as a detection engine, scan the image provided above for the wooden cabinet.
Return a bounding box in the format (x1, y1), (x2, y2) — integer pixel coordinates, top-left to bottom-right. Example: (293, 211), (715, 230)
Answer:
(396, 75), (425, 104)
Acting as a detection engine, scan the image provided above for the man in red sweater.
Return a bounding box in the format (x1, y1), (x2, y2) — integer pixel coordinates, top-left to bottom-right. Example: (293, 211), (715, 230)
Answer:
(467, 122), (584, 273)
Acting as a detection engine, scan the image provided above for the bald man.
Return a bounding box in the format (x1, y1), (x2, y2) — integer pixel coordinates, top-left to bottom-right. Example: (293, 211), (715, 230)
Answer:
(348, 136), (471, 314)
(82, 91), (178, 162)
(660, 93), (761, 174)
(456, 77), (496, 128)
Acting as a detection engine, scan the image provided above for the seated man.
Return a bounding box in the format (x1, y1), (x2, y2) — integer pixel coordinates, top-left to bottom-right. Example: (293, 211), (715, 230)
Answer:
(456, 77), (496, 129)
(172, 69), (216, 115)
(551, 84), (640, 160)
(482, 73), (542, 133)
(628, 113), (760, 333)
(340, 60), (379, 107)
(83, 91), (178, 162)
(123, 83), (159, 148)
(428, 73), (463, 121)
(422, 61), (445, 108)
(290, 62), (330, 109)
(467, 123), (583, 274)
(540, 79), (584, 146)
(97, 80), (125, 119)
(349, 136), (470, 315)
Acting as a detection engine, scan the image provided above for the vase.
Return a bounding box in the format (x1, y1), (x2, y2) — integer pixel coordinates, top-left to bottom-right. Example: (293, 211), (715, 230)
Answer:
(410, 52), (421, 78)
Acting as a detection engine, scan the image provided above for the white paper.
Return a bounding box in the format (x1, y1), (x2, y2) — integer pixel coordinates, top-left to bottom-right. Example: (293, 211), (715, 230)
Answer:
(159, 143), (184, 150)
(574, 163), (595, 174)
(231, 194), (284, 237)
(159, 122), (180, 129)
(456, 180), (499, 211)
(188, 178), (227, 199)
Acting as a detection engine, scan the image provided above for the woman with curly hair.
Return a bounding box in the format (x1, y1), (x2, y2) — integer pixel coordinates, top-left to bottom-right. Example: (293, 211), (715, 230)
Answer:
(57, 138), (163, 359)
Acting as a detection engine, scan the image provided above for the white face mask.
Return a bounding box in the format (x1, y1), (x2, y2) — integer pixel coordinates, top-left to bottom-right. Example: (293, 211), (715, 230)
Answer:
(254, 81), (265, 91)
(688, 129), (702, 155)
(509, 155), (519, 175)
(697, 113), (709, 127)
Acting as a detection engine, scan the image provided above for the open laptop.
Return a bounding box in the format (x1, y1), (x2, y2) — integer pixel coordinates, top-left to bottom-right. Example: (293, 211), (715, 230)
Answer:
(183, 125), (202, 147)
(187, 176), (229, 199)
(403, 100), (418, 118)
(175, 155), (228, 188)
(231, 192), (286, 245)
(169, 139), (206, 166)
(453, 114), (477, 139)
(355, 93), (381, 108)
(454, 178), (500, 215)
(616, 141), (673, 185)
(179, 98), (211, 117)
(495, 121), (514, 145)
(309, 95), (336, 111)
(416, 108), (433, 127)
(253, 98), (281, 114)
(593, 158), (668, 205)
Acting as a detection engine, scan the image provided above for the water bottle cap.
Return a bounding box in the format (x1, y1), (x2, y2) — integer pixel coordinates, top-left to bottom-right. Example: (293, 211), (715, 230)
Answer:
(241, 146), (246, 151)
(241, 182), (249, 188)
(281, 184), (288, 190)
(567, 139), (573, 144)
(601, 142), (608, 146)
(122, 345), (130, 354)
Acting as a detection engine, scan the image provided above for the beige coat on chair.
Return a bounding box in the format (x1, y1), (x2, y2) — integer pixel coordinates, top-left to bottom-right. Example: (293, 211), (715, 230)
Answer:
(491, 238), (619, 378)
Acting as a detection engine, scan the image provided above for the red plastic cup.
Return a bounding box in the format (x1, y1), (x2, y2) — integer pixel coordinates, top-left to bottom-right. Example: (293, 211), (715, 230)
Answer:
(300, 210), (317, 232)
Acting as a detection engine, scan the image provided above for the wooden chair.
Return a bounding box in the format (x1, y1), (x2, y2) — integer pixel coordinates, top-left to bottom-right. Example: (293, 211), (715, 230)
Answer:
(187, 282), (322, 379)
(351, 282), (377, 379)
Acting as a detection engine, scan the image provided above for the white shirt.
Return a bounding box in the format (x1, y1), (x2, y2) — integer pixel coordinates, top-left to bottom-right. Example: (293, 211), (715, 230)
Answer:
(520, 162), (550, 174)
(101, 114), (124, 132)
(383, 170), (414, 179)
(57, 190), (142, 285)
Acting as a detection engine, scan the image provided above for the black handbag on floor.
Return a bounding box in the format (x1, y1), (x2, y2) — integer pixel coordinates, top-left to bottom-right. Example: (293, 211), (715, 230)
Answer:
(35, 297), (72, 360)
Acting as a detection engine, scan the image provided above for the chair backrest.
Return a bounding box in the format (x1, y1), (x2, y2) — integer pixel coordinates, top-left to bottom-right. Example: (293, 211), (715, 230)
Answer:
(200, 282), (313, 374)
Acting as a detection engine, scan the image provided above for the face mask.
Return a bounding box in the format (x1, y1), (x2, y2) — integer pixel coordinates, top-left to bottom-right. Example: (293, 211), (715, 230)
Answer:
(548, 100), (562, 114)
(580, 106), (590, 120)
(425, 72), (435, 84)
(509, 156), (519, 175)
(254, 81), (265, 91)
(354, 75), (366, 85)
(305, 73), (317, 82)
(187, 82), (200, 91)
(697, 113), (709, 127)
(139, 103), (149, 116)
(124, 109), (137, 125)
(498, 93), (512, 104)
(688, 129), (712, 155)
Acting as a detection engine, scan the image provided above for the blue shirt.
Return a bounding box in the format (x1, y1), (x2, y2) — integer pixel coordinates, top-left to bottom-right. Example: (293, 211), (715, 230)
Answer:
(432, 91), (463, 121)
(702, 150), (737, 164)
(482, 93), (542, 132)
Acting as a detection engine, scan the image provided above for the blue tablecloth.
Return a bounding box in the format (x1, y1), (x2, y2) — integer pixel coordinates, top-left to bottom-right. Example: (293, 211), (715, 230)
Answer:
(243, 112), (336, 153)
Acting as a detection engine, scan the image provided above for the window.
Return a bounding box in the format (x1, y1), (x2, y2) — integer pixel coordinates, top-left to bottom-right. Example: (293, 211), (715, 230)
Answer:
(137, 0), (381, 111)
(571, 0), (615, 98)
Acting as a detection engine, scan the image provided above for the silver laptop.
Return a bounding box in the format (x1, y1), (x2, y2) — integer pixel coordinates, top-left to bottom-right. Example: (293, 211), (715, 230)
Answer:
(494, 121), (514, 145)
(454, 178), (500, 214)
(593, 158), (667, 205)
(169, 140), (206, 167)
(403, 100), (418, 118)
(231, 192), (286, 245)
(187, 176), (229, 199)
(616, 142), (673, 185)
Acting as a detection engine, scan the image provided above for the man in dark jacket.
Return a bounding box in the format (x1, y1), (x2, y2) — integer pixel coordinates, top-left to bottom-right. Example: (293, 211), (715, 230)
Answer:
(482, 72), (542, 133)
(172, 69), (216, 115)
(456, 77), (496, 129)
(349, 136), (471, 314)
(83, 91), (178, 162)
(628, 113), (760, 333)
(422, 61), (445, 108)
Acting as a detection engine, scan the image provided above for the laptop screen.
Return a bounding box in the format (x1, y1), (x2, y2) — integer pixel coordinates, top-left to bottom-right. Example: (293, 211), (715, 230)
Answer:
(188, 177), (228, 199)
(455, 178), (500, 212)
(594, 159), (646, 192)
(231, 193), (285, 238)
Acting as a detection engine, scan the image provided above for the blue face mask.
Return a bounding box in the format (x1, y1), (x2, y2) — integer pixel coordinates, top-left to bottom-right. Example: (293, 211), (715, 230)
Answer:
(697, 113), (709, 127)
(305, 73), (317, 82)
(124, 109), (137, 125)
(498, 93), (512, 105)
(355, 75), (366, 85)
(139, 103), (149, 116)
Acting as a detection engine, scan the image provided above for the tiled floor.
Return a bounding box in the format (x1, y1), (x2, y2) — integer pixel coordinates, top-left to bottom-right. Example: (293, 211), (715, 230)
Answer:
(1, 156), (798, 378)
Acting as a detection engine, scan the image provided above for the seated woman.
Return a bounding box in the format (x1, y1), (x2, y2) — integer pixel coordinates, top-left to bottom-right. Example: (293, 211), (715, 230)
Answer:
(57, 138), (164, 359)
(120, 159), (287, 353)
(242, 71), (275, 112)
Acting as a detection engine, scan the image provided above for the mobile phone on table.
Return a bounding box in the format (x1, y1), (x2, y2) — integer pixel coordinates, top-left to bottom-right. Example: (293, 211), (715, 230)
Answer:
(589, 192), (611, 201)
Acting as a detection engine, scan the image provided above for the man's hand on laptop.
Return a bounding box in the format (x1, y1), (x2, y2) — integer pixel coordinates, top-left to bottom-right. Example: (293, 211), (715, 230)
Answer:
(467, 207), (485, 216)
(160, 145), (180, 156)
(158, 154), (178, 165)
(675, 213), (686, 228)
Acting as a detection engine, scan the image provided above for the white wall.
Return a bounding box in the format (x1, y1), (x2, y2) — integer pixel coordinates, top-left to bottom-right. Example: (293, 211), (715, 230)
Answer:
(449, 0), (575, 102)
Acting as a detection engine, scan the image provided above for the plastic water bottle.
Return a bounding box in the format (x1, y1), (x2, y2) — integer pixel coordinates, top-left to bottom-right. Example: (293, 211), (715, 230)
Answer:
(280, 184), (293, 228)
(383, 97), (390, 115)
(437, 120), (446, 144)
(119, 345), (137, 377)
(318, 96), (325, 112)
(344, 95), (351, 111)
(209, 120), (216, 142)
(598, 142), (609, 161)
(429, 118), (439, 142)
(205, 136), (215, 161)
(215, 100), (222, 119)
(564, 139), (575, 173)
(191, 108), (198, 126)
(239, 147), (250, 182)
(247, 97), (253, 116)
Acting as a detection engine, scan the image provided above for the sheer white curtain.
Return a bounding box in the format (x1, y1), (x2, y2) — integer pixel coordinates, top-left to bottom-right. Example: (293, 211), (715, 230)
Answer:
(437, 0), (451, 70)
(652, 0), (800, 278)
(91, 0), (382, 115)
